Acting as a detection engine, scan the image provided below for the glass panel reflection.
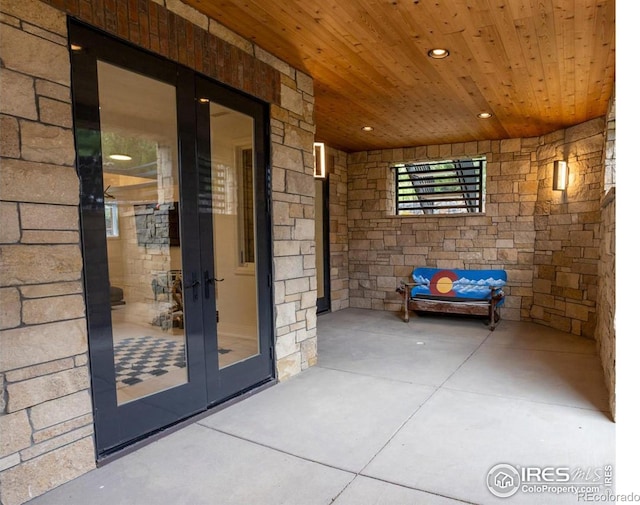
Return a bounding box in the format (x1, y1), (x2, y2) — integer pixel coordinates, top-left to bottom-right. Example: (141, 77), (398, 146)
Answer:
(209, 103), (260, 368)
(97, 61), (187, 404)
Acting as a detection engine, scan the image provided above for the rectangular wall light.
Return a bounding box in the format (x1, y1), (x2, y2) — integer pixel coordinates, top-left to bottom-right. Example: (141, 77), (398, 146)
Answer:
(314, 142), (326, 179)
(553, 160), (568, 191)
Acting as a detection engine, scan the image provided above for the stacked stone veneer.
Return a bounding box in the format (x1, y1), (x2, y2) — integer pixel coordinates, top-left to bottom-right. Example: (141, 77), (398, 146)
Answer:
(0, 3), (96, 505)
(1, 0), (318, 503)
(270, 66), (318, 379)
(347, 139), (537, 321)
(347, 117), (606, 336)
(531, 118), (605, 337)
(595, 93), (616, 418)
(327, 147), (349, 311)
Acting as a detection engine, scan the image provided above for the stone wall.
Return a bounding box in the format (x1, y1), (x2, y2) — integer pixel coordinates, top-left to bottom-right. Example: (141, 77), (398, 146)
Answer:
(0, 0), (317, 503)
(327, 147), (349, 311)
(270, 67), (318, 380)
(346, 119), (606, 335)
(531, 118), (605, 337)
(596, 93), (616, 419)
(346, 139), (538, 322)
(0, 3), (96, 505)
(603, 92), (616, 193)
(597, 190), (615, 419)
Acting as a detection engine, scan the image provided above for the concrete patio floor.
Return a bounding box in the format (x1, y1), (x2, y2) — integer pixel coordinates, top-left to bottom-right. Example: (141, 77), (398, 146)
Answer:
(27, 308), (615, 505)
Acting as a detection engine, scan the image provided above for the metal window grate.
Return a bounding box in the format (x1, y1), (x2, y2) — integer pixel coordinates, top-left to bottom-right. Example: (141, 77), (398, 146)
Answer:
(394, 158), (486, 215)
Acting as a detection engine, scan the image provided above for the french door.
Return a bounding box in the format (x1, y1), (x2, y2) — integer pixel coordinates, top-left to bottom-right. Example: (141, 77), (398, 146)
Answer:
(70, 21), (274, 457)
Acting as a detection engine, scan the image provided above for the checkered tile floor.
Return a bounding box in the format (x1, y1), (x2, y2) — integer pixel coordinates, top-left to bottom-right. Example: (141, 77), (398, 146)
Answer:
(113, 336), (233, 388)
(114, 336), (186, 388)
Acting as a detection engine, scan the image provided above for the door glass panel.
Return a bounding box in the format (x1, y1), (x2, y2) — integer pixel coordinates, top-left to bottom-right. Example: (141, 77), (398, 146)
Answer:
(208, 103), (259, 368)
(97, 61), (187, 404)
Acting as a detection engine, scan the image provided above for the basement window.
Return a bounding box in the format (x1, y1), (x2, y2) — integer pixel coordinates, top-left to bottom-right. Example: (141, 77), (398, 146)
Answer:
(393, 157), (486, 215)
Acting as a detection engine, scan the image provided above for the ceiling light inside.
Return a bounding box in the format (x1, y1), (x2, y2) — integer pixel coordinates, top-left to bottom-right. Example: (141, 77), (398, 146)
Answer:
(109, 154), (132, 161)
(477, 112), (493, 119)
(428, 48), (450, 59)
(362, 126), (374, 132)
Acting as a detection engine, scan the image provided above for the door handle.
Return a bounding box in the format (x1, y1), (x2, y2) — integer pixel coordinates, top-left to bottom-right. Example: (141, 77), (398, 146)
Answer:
(204, 270), (213, 299)
(184, 273), (200, 301)
(203, 271), (223, 299)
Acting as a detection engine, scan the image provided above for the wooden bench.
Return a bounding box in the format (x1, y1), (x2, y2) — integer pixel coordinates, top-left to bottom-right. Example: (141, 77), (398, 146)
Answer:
(397, 267), (507, 330)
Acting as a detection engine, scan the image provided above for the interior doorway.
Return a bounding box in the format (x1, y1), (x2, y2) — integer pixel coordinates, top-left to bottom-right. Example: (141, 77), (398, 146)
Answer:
(315, 177), (331, 313)
(71, 21), (274, 457)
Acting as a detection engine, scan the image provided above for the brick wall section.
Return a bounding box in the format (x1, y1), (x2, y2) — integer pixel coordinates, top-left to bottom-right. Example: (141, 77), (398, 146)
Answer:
(531, 118), (605, 337)
(1, 0), (316, 503)
(327, 147), (349, 311)
(0, 2), (96, 505)
(39, 0), (280, 105)
(346, 139), (538, 322)
(596, 93), (616, 419)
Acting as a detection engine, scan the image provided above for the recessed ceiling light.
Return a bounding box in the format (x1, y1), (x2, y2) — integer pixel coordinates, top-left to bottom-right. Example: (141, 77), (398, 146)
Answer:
(362, 126), (374, 132)
(427, 48), (450, 59)
(477, 112), (493, 119)
(198, 98), (210, 103)
(70, 44), (83, 52)
(109, 154), (132, 161)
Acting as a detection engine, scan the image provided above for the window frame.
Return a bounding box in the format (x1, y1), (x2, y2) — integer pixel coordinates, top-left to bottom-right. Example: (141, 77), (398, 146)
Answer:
(104, 201), (119, 237)
(392, 157), (486, 215)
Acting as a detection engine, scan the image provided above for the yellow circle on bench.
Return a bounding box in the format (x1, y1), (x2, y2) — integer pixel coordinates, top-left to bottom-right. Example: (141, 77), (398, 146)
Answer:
(437, 277), (454, 293)
(429, 270), (458, 296)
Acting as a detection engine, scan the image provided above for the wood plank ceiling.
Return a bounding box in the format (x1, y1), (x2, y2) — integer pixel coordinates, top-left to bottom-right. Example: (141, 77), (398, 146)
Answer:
(183, 0), (616, 153)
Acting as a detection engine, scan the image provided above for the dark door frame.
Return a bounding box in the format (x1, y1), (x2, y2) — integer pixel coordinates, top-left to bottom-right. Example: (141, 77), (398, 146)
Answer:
(194, 75), (275, 403)
(70, 20), (274, 458)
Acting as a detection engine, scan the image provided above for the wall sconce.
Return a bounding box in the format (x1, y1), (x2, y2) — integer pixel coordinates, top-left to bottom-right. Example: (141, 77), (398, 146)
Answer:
(553, 160), (568, 191)
(314, 142), (326, 178)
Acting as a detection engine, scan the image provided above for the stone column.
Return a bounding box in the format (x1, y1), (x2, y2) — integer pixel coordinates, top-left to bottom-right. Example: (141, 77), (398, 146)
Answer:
(0, 2), (96, 505)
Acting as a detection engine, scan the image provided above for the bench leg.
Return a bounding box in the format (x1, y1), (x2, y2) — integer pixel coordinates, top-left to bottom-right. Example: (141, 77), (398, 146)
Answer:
(403, 289), (410, 323)
(489, 304), (496, 331)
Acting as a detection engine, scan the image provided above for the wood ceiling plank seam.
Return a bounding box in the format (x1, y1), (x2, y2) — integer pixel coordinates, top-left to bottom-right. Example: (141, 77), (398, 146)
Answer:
(555, 0), (577, 122)
(585, 0), (615, 117)
(466, 25), (529, 120)
(290, 1), (471, 141)
(530, 0), (563, 122)
(340, 2), (510, 140)
(572, 1), (595, 121)
(512, 16), (548, 121)
(193, 0), (409, 117)
(480, 1), (546, 131)
(292, 0), (429, 90)
(346, 2), (447, 85)
(254, 0), (407, 92)
(456, 75), (511, 139)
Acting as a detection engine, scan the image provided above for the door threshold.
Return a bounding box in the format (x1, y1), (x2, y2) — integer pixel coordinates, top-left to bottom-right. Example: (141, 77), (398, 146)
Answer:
(96, 378), (277, 467)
